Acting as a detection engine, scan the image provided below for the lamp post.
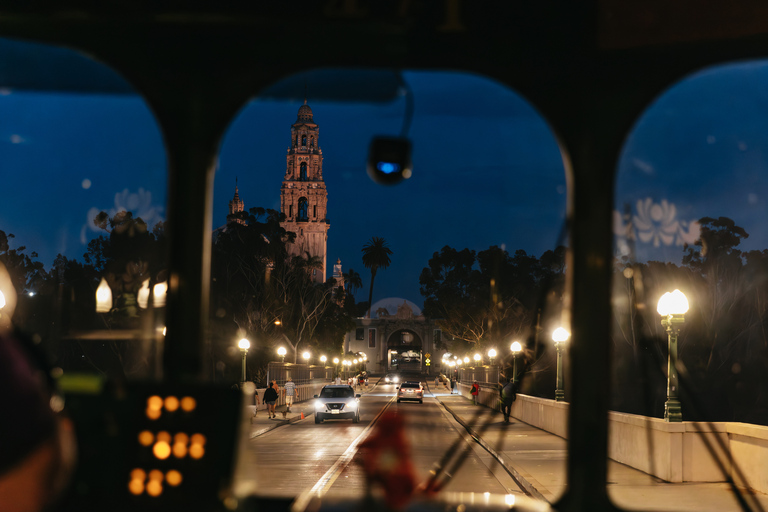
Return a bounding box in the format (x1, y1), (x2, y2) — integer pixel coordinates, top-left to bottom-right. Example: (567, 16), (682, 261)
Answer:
(657, 289), (688, 422)
(473, 353), (481, 366)
(238, 338), (250, 383)
(320, 355), (327, 366)
(303, 351), (311, 365)
(333, 357), (340, 376)
(488, 348), (497, 366)
(277, 346), (287, 363)
(510, 341), (522, 383)
(552, 327), (570, 401)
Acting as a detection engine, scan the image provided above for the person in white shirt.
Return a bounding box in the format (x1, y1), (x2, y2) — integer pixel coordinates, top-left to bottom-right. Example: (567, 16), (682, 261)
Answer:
(334, 375), (342, 385)
(283, 376), (296, 413)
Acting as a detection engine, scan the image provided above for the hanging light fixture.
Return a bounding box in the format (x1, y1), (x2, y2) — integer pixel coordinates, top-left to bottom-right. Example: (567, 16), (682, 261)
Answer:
(95, 277), (113, 313)
(153, 281), (168, 308)
(137, 279), (151, 309)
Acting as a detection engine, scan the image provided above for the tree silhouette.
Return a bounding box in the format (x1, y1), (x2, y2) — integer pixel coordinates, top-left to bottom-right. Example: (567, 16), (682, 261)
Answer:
(343, 267), (363, 297)
(361, 237), (392, 318)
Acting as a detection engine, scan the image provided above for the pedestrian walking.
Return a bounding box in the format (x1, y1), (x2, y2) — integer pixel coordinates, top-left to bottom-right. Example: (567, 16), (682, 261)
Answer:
(335, 374), (342, 385)
(263, 381), (278, 419)
(450, 377), (456, 394)
(435, 376), (440, 389)
(471, 381), (480, 405)
(500, 378), (517, 423)
(283, 376), (296, 413)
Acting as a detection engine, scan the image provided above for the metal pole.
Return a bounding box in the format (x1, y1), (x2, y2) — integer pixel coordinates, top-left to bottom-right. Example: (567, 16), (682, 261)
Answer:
(555, 342), (565, 401)
(240, 350), (247, 383)
(663, 315), (683, 422)
(512, 354), (518, 384)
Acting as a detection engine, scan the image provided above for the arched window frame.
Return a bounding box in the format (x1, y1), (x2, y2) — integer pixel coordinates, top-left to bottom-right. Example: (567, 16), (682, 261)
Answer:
(300, 162), (308, 181)
(298, 197), (308, 221)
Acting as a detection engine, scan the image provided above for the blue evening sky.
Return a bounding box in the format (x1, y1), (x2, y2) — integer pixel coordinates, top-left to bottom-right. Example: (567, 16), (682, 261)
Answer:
(3, 39), (768, 308)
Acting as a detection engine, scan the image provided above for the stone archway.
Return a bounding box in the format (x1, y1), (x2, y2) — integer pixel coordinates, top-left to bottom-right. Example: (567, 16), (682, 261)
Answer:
(386, 329), (423, 372)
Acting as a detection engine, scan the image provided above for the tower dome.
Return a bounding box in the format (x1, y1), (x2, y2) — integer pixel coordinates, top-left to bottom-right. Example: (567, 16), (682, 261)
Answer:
(296, 100), (313, 122)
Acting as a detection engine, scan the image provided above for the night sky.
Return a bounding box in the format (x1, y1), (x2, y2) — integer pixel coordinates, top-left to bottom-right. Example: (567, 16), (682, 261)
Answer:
(3, 39), (768, 309)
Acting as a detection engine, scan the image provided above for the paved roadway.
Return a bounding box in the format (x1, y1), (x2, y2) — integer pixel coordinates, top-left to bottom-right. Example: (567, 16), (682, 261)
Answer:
(231, 376), (768, 512)
(232, 376), (528, 503)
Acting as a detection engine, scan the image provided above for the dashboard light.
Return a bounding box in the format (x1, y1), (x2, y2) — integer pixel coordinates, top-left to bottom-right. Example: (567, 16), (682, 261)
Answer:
(153, 441), (171, 460)
(164, 396), (180, 412)
(180, 396), (197, 412)
(166, 470), (183, 486)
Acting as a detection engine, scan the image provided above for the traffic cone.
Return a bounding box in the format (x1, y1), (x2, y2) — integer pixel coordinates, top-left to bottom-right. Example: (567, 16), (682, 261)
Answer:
(301, 412), (305, 419)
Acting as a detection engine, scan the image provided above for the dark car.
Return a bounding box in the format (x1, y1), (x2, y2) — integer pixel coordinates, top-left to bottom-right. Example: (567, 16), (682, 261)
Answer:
(313, 385), (361, 423)
(397, 381), (424, 404)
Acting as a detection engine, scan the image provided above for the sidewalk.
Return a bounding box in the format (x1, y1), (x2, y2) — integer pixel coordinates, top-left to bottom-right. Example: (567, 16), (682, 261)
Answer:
(435, 393), (768, 511)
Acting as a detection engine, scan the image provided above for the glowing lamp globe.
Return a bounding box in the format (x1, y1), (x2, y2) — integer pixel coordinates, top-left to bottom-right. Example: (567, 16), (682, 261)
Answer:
(657, 289), (689, 316)
(552, 327), (570, 343)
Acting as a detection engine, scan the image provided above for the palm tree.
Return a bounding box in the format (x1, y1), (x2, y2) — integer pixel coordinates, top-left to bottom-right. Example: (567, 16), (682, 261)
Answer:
(361, 237), (393, 318)
(343, 268), (363, 297)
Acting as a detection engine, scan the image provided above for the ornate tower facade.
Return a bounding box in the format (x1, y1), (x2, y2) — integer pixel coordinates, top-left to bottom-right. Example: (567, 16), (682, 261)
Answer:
(280, 101), (329, 283)
(227, 179), (245, 225)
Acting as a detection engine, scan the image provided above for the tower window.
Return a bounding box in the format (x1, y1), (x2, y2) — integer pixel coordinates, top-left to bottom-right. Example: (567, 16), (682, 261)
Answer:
(298, 197), (308, 221)
(313, 205), (317, 217)
(302, 135), (307, 146)
(300, 162), (307, 181)
(289, 205), (293, 217)
(310, 136), (314, 147)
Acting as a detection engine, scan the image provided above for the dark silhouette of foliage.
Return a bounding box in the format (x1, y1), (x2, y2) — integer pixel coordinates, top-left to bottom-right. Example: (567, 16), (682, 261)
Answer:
(361, 237), (393, 318)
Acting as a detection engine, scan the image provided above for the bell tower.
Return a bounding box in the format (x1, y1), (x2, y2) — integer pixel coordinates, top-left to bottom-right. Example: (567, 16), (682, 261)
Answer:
(280, 100), (329, 283)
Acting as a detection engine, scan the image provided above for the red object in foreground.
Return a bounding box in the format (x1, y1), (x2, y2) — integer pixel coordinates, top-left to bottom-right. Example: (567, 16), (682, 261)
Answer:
(359, 411), (417, 509)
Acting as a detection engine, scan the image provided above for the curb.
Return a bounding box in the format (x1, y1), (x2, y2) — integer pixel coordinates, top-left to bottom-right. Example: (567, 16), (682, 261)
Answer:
(435, 395), (548, 502)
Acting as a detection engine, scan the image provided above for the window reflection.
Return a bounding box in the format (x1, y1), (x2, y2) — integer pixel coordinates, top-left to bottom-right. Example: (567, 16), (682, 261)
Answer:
(611, 60), (768, 508)
(0, 38), (167, 381)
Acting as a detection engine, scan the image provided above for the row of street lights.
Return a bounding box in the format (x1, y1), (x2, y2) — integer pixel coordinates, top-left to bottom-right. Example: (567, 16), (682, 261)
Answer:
(237, 289), (688, 422)
(237, 338), (366, 382)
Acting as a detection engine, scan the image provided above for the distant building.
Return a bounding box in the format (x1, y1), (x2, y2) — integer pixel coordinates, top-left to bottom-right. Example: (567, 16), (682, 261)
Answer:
(279, 100), (330, 284)
(344, 298), (444, 375)
(218, 102), (335, 281)
(227, 178), (245, 225)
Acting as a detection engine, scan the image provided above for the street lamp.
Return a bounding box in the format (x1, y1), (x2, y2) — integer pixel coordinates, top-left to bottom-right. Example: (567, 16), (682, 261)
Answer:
(552, 327), (570, 402)
(238, 338), (250, 383)
(473, 353), (481, 365)
(277, 346), (287, 363)
(510, 341), (522, 383)
(320, 355), (327, 366)
(488, 348), (497, 365)
(303, 351), (311, 365)
(657, 289), (688, 422)
(463, 356), (469, 364)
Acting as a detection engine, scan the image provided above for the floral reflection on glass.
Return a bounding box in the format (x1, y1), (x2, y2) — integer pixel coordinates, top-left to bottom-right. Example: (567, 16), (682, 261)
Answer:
(613, 198), (700, 249)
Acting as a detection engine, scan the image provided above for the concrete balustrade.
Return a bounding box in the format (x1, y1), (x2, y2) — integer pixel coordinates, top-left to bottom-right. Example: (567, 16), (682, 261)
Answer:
(496, 393), (768, 493)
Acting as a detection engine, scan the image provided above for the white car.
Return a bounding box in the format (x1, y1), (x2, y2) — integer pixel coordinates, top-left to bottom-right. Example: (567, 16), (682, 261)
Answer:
(313, 385), (361, 423)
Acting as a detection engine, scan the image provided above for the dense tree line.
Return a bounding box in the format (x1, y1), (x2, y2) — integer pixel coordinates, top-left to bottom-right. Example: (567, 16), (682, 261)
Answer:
(419, 244), (567, 396)
(612, 216), (768, 424)
(208, 207), (358, 383)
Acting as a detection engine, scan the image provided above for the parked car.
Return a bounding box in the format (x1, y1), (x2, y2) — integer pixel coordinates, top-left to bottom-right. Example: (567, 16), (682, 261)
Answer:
(397, 381), (424, 403)
(313, 385), (361, 423)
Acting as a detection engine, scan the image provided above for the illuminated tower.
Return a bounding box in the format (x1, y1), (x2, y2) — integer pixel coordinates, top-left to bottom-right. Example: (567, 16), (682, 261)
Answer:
(280, 100), (329, 283)
(227, 178), (245, 225)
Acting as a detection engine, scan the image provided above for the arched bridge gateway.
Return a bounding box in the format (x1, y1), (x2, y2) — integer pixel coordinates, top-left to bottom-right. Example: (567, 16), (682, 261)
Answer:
(343, 298), (444, 375)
